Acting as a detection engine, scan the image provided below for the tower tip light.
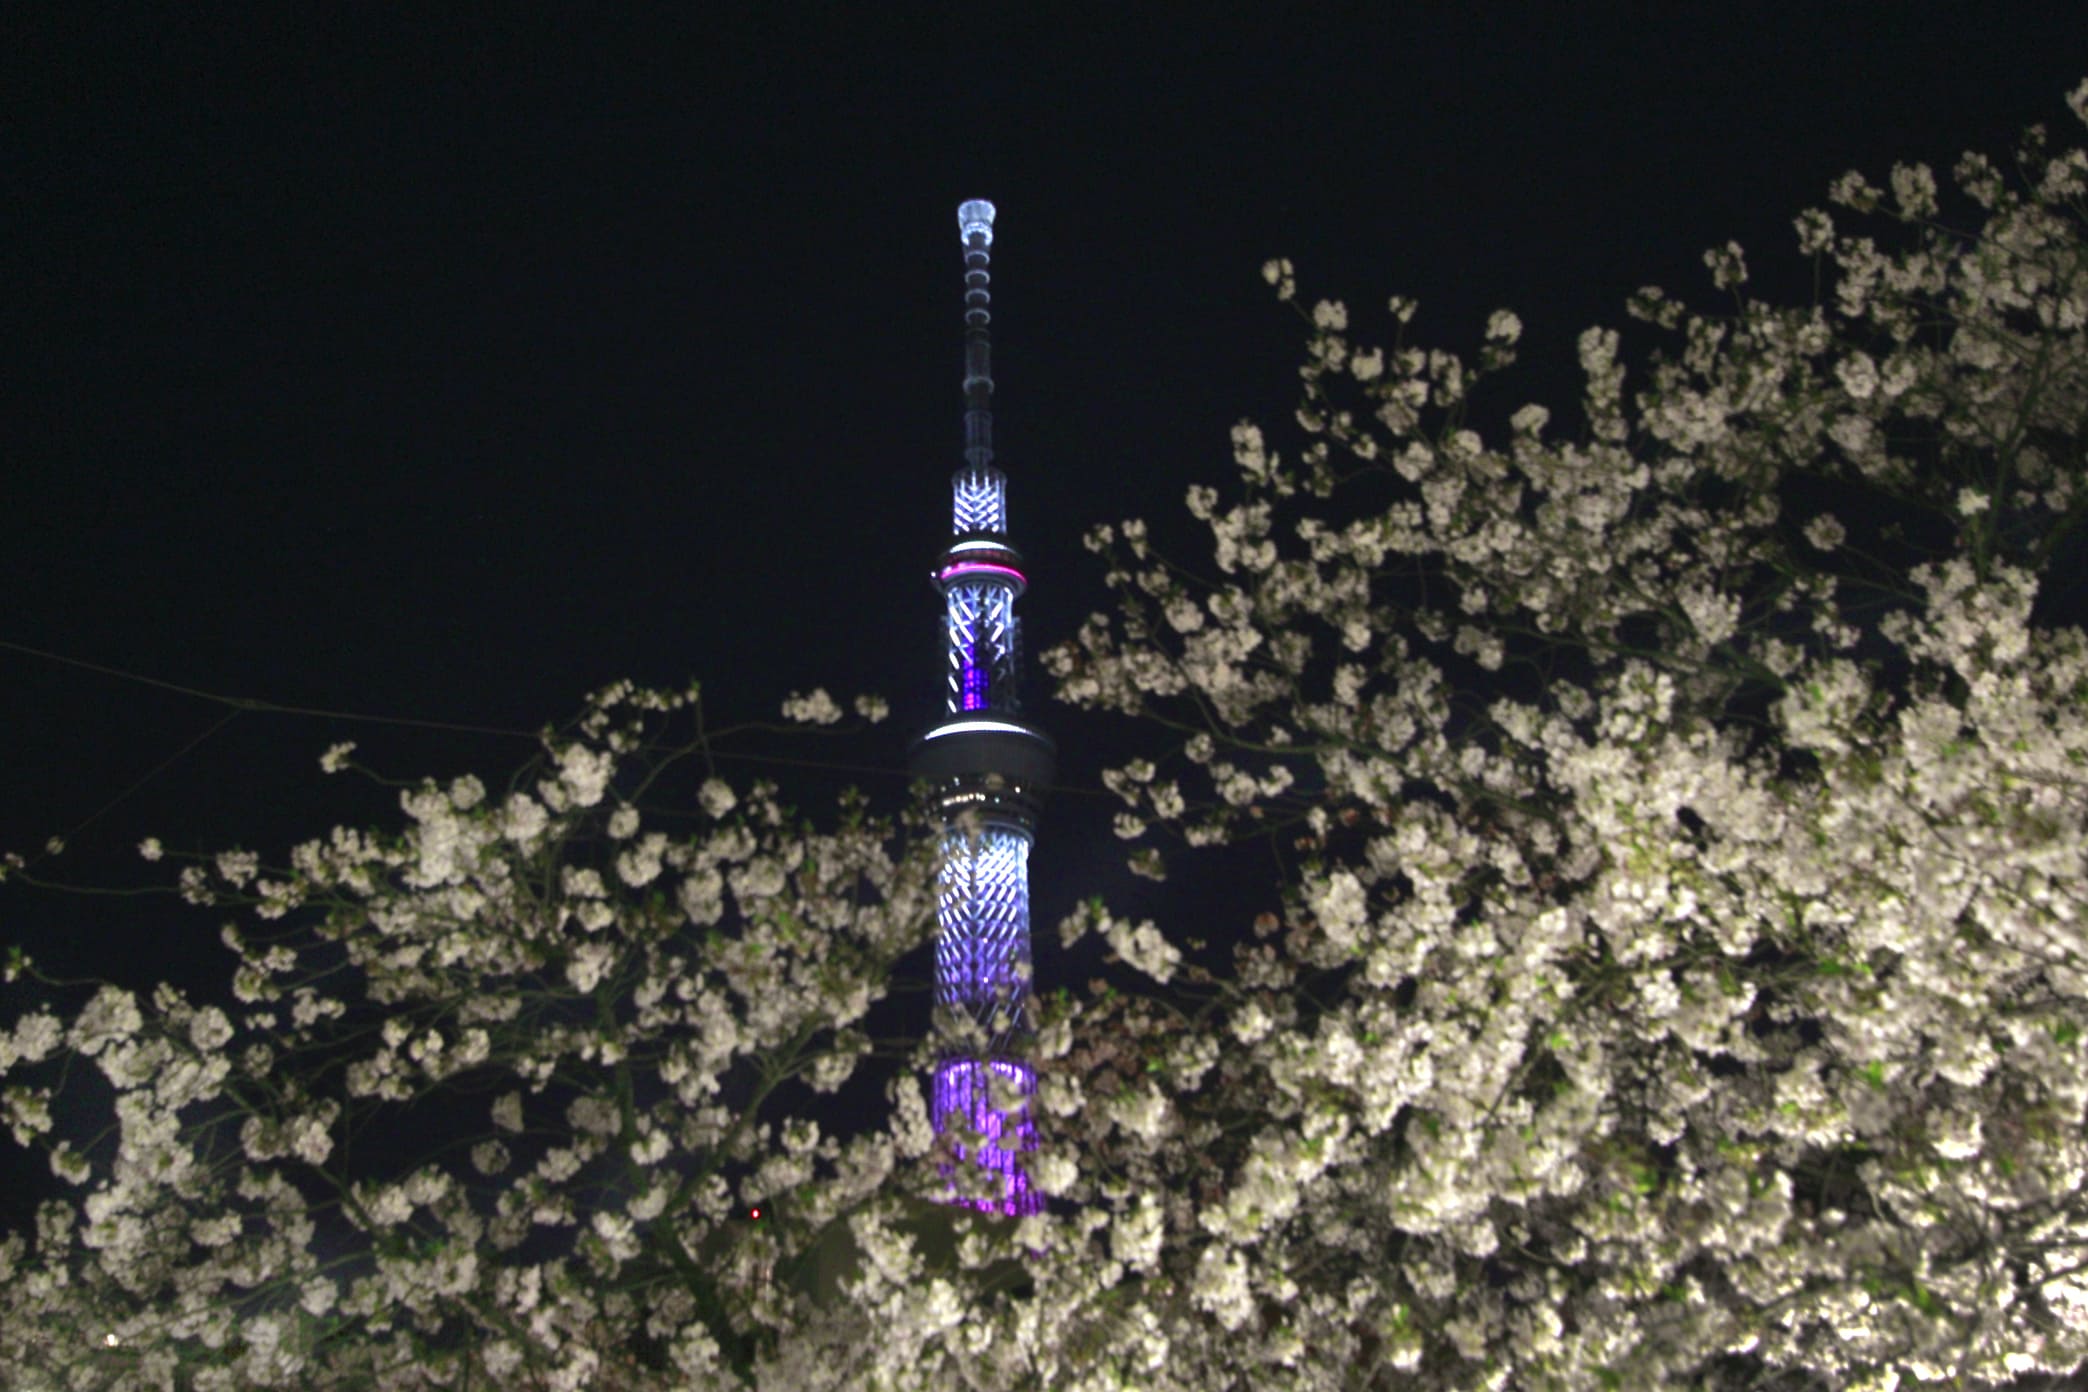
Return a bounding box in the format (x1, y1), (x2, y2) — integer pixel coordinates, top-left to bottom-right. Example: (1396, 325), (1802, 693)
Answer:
(959, 199), (996, 244)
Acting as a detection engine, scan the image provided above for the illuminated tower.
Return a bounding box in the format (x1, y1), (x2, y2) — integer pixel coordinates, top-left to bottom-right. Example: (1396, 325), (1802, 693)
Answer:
(908, 200), (1055, 1216)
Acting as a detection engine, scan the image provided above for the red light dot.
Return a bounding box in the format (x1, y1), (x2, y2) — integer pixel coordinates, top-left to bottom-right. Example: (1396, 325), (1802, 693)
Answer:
(749, 1207), (761, 1220)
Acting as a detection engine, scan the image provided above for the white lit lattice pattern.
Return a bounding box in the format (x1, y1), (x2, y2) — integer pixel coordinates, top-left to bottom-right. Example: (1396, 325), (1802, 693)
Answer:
(936, 826), (1032, 1043)
(944, 581), (1017, 714)
(952, 468), (1006, 535)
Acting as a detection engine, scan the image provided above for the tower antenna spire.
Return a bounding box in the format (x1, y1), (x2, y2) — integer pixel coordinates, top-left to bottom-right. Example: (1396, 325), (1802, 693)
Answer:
(908, 200), (1057, 1216)
(958, 199), (995, 477)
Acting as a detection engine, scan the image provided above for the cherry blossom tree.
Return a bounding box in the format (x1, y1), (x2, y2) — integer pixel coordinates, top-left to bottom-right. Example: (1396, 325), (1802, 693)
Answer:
(0, 682), (972, 1390)
(1009, 80), (2088, 1391)
(7, 80), (2088, 1392)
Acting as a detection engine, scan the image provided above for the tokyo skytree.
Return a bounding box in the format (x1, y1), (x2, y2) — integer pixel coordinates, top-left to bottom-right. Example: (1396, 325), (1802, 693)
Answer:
(906, 200), (1056, 1216)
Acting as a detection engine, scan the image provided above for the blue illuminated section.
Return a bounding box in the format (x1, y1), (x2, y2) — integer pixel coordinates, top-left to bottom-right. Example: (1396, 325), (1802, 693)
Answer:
(936, 826), (1031, 1024)
(954, 469), (1006, 535)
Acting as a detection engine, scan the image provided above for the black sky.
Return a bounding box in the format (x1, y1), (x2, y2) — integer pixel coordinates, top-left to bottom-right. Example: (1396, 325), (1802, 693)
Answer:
(5, 8), (2084, 987)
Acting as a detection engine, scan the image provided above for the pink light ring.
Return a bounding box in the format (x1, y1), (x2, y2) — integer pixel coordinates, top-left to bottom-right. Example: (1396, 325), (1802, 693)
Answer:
(937, 560), (1028, 592)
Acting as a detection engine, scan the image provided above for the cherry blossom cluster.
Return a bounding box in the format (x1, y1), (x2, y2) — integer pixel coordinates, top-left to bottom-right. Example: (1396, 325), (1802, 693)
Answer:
(1017, 82), (2088, 1390)
(0, 682), (960, 1389)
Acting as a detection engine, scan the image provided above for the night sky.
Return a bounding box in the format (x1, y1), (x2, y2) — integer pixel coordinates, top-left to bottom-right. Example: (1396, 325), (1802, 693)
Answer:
(6, 11), (2084, 1004)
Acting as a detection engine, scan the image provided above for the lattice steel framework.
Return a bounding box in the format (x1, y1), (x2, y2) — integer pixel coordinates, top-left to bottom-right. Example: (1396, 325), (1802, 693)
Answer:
(944, 581), (1019, 714)
(905, 200), (1056, 1218)
(952, 469), (1006, 535)
(936, 826), (1032, 1041)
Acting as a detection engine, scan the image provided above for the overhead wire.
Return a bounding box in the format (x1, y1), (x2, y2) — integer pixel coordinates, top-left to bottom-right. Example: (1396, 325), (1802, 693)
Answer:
(0, 638), (538, 740)
(0, 639), (1116, 828)
(18, 709), (243, 871)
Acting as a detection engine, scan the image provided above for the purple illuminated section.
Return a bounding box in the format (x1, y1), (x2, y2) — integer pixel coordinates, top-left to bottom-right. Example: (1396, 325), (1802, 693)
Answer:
(960, 659), (989, 711)
(933, 1058), (1042, 1216)
(938, 561), (1028, 588)
(942, 581), (1016, 717)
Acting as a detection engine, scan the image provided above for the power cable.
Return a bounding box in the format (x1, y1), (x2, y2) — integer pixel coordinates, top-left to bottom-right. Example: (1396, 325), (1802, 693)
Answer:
(0, 638), (1117, 803)
(22, 709), (243, 869)
(0, 638), (537, 740)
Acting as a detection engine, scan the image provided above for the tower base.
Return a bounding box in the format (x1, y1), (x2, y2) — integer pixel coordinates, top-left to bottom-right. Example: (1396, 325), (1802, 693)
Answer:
(931, 1057), (1042, 1217)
